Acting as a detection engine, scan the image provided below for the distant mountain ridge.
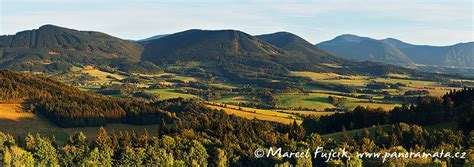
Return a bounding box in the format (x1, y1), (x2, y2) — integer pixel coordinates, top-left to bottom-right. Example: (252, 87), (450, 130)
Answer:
(137, 34), (168, 42)
(316, 34), (474, 67)
(383, 38), (473, 67)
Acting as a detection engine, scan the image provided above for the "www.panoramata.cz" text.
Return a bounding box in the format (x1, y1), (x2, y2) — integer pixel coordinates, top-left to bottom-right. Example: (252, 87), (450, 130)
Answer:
(254, 147), (467, 163)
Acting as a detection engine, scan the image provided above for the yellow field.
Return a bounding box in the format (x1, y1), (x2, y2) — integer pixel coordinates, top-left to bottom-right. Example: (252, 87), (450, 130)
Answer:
(0, 103), (67, 140)
(206, 104), (301, 125)
(290, 71), (344, 80)
(0, 103), (171, 142)
(319, 63), (343, 68)
(211, 95), (253, 103)
(340, 102), (400, 111)
(292, 71), (470, 98)
(291, 71), (458, 90)
(276, 93), (340, 110)
(373, 78), (438, 88)
(82, 66), (126, 81)
(138, 73), (197, 83)
(274, 110), (335, 117)
(387, 73), (410, 78)
(210, 83), (238, 89)
(291, 71), (369, 87)
(317, 79), (369, 87)
(146, 89), (198, 100)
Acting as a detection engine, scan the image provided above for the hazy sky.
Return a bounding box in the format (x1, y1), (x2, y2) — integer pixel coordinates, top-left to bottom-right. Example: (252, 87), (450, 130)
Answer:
(1, 0), (472, 45)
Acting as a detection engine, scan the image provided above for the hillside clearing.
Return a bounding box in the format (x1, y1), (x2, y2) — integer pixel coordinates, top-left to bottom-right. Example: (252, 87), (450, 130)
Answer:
(206, 104), (301, 125)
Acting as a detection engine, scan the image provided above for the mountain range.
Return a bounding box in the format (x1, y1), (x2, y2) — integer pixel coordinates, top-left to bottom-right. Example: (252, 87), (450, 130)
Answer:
(0, 25), (461, 83)
(316, 34), (473, 67)
(138, 34), (168, 42)
(139, 29), (435, 82)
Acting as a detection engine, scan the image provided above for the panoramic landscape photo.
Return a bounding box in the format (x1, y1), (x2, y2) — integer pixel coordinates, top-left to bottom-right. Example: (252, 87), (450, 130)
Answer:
(0, 0), (473, 166)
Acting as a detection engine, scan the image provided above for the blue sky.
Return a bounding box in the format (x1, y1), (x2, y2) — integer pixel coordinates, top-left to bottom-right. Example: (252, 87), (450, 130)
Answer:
(1, 0), (472, 45)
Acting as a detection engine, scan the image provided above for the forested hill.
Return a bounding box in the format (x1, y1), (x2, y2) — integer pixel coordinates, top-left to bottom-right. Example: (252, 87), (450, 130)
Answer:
(142, 29), (347, 72)
(0, 25), (160, 73)
(0, 70), (174, 127)
(141, 29), (306, 70)
(0, 24), (141, 58)
(256, 32), (345, 65)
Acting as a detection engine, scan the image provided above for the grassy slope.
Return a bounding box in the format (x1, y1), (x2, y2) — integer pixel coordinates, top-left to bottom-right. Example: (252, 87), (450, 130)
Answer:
(146, 89), (197, 100)
(211, 94), (254, 104)
(0, 103), (168, 143)
(206, 103), (302, 125)
(0, 103), (68, 142)
(276, 93), (335, 110)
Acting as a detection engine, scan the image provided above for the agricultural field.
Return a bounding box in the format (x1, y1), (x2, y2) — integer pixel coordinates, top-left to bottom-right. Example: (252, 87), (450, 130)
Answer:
(209, 83), (238, 89)
(82, 66), (126, 82)
(274, 110), (335, 117)
(276, 93), (336, 110)
(30, 67), (474, 125)
(340, 102), (400, 111)
(386, 73), (410, 78)
(145, 89), (198, 100)
(0, 103), (68, 141)
(291, 71), (471, 100)
(291, 71), (369, 87)
(211, 94), (254, 104)
(71, 68), (471, 123)
(206, 103), (302, 125)
(0, 103), (173, 142)
(206, 103), (337, 124)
